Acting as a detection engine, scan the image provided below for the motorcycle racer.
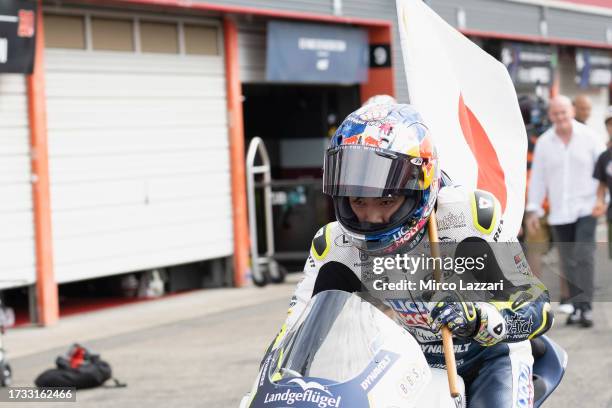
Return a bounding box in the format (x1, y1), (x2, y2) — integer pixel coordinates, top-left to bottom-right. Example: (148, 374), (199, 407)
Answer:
(271, 103), (553, 408)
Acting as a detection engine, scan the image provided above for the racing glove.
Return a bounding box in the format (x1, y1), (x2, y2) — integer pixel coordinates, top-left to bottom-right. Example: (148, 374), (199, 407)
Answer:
(428, 291), (507, 346)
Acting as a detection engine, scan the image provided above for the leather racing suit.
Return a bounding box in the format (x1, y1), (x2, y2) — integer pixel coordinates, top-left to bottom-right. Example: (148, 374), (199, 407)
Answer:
(273, 185), (553, 408)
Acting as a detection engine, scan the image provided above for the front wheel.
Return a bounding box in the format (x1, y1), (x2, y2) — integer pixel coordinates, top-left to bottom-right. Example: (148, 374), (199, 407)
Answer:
(251, 264), (269, 287)
(252, 272), (268, 287)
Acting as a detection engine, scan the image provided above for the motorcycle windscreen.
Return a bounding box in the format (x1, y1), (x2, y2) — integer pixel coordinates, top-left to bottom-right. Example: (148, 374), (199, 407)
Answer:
(268, 290), (406, 384)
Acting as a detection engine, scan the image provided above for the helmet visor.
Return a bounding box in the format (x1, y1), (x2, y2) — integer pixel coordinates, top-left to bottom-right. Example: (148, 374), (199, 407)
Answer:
(323, 146), (428, 197)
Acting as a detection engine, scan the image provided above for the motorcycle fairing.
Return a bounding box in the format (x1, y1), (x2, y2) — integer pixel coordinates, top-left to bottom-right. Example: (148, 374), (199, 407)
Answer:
(248, 349), (400, 408)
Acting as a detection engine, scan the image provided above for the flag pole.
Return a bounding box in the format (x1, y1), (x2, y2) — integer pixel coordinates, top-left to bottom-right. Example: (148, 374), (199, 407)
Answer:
(428, 210), (462, 405)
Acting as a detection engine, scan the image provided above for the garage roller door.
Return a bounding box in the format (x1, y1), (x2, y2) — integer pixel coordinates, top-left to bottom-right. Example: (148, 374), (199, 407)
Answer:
(44, 11), (232, 283)
(0, 74), (36, 289)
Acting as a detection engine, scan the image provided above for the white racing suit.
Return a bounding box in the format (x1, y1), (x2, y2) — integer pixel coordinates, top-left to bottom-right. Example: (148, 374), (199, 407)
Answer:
(273, 185), (553, 408)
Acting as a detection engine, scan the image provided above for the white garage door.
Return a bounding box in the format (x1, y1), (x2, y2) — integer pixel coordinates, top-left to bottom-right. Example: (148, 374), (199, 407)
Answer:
(238, 19), (266, 83)
(43, 11), (232, 283)
(0, 74), (36, 289)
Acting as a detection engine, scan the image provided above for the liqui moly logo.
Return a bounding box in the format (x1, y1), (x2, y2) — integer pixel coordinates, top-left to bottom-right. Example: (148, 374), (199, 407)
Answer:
(263, 379), (342, 407)
(386, 219), (426, 253)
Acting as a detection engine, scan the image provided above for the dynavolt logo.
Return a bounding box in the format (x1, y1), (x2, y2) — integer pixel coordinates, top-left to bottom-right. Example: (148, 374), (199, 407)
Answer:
(421, 343), (470, 355)
(360, 355), (392, 391)
(263, 379), (342, 407)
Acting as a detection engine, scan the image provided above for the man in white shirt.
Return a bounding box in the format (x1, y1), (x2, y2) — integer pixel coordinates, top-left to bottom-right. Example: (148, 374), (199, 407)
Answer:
(526, 95), (605, 328)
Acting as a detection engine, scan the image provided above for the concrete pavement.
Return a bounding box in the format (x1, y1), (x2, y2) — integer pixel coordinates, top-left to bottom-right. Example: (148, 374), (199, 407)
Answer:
(6, 278), (297, 359)
(4, 277), (299, 407)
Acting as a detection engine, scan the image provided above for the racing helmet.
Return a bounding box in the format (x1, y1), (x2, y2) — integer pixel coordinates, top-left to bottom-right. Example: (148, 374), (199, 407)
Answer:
(363, 94), (397, 106)
(323, 103), (440, 254)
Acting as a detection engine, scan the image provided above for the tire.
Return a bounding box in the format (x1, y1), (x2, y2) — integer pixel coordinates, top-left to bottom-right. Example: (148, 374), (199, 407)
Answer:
(252, 267), (269, 287)
(269, 262), (287, 284)
(0, 363), (12, 387)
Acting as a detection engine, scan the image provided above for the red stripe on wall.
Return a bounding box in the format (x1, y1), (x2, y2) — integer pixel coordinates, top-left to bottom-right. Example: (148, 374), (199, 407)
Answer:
(559, 0), (612, 8)
(224, 18), (250, 287)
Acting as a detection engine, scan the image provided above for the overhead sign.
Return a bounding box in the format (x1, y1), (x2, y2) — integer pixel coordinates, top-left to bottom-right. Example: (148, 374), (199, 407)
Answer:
(370, 43), (392, 68)
(576, 48), (612, 88)
(0, 0), (36, 74)
(501, 43), (554, 86)
(266, 20), (368, 84)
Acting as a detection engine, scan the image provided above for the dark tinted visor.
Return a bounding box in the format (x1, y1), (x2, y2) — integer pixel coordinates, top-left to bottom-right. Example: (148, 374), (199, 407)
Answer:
(323, 146), (427, 197)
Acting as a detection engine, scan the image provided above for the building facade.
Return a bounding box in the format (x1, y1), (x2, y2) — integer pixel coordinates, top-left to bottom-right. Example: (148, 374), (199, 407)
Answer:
(0, 0), (610, 325)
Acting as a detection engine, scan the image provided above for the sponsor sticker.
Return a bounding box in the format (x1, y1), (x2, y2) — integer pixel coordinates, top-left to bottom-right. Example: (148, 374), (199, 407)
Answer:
(360, 354), (392, 391)
(504, 315), (534, 339)
(334, 234), (352, 247)
(397, 364), (429, 399)
(437, 212), (467, 231)
(517, 363), (533, 408)
(493, 219), (504, 242)
(307, 255), (316, 268)
(420, 343), (470, 355)
(263, 379), (342, 407)
(513, 252), (530, 276)
(386, 299), (430, 328)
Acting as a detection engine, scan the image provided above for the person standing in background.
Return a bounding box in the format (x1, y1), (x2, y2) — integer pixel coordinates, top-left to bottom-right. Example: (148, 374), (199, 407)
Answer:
(519, 96), (552, 282)
(593, 107), (612, 259)
(526, 95), (605, 328)
(573, 94), (592, 125)
(605, 106), (612, 148)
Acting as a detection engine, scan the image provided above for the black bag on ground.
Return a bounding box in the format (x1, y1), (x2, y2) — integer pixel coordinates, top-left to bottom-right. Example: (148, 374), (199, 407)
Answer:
(35, 344), (119, 390)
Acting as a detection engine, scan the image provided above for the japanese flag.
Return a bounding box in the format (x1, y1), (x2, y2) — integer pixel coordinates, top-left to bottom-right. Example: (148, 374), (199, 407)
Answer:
(396, 0), (527, 239)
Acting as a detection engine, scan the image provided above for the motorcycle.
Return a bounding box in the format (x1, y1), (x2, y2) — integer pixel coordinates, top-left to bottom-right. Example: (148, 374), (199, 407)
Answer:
(240, 290), (566, 408)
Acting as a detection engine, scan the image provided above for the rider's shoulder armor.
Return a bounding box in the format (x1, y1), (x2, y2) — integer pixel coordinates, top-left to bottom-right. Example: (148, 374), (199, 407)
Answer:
(435, 185), (504, 243)
(307, 222), (360, 273)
